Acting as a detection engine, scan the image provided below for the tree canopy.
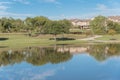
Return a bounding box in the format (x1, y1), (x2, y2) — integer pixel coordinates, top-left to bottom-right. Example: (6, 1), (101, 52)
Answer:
(0, 16), (71, 35)
(90, 16), (107, 35)
(90, 15), (120, 35)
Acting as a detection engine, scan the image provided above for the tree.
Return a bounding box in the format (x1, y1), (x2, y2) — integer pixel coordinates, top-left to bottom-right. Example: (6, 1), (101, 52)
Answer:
(0, 17), (13, 32)
(49, 21), (63, 40)
(107, 20), (120, 34)
(90, 16), (107, 35)
(24, 16), (49, 35)
(11, 19), (24, 32)
(25, 17), (35, 32)
(59, 19), (72, 37)
(33, 16), (49, 32)
(0, 17), (24, 33)
(42, 19), (71, 40)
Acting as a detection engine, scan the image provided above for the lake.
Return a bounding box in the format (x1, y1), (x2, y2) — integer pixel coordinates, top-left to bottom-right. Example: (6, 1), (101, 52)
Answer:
(0, 44), (120, 80)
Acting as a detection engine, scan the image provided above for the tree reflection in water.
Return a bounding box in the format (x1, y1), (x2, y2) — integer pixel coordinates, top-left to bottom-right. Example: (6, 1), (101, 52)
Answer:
(0, 47), (73, 66)
(88, 44), (120, 61)
(0, 44), (120, 67)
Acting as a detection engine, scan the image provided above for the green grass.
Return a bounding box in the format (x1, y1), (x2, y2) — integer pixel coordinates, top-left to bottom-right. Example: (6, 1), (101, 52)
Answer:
(2, 33), (120, 48)
(96, 34), (120, 41)
(0, 33), (87, 48)
(69, 29), (84, 32)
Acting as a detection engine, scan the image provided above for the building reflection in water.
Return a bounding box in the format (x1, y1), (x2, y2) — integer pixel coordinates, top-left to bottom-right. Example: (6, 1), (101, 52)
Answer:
(0, 44), (120, 66)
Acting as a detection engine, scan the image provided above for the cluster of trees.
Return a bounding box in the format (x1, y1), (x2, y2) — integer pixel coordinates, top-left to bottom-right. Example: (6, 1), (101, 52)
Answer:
(90, 16), (120, 35)
(1, 15), (120, 36)
(0, 16), (72, 35)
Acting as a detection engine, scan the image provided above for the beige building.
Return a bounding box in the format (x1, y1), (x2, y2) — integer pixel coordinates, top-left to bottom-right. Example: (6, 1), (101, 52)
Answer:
(108, 16), (120, 23)
(70, 19), (91, 29)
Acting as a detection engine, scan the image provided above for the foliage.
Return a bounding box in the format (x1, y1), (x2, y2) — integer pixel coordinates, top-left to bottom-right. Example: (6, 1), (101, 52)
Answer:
(108, 29), (116, 36)
(42, 20), (71, 34)
(0, 16), (71, 35)
(107, 20), (120, 34)
(41, 19), (72, 40)
(25, 16), (49, 32)
(90, 15), (120, 35)
(90, 16), (107, 34)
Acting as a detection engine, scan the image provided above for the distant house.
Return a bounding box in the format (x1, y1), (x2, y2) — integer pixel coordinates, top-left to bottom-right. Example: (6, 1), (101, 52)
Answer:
(108, 16), (120, 23)
(70, 19), (91, 29)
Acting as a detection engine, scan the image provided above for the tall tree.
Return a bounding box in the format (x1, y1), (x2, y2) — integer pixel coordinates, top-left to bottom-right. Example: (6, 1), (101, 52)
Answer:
(42, 19), (71, 40)
(90, 16), (107, 35)
(107, 20), (120, 34)
(0, 17), (13, 32)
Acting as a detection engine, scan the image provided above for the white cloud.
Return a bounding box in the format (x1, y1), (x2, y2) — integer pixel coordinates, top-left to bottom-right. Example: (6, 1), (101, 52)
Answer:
(12, 0), (60, 5)
(0, 2), (11, 11)
(31, 70), (55, 80)
(0, 1), (32, 19)
(13, 0), (30, 4)
(0, 5), (9, 11)
(86, 3), (120, 18)
(0, 11), (33, 19)
(0, 2), (12, 5)
(39, 0), (61, 4)
(97, 4), (108, 11)
(45, 0), (56, 2)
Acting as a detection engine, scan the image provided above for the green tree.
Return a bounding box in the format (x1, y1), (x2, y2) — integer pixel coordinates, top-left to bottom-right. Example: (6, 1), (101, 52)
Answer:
(90, 16), (107, 35)
(34, 16), (49, 32)
(0, 17), (13, 32)
(42, 19), (71, 40)
(25, 17), (35, 31)
(59, 19), (72, 37)
(24, 16), (49, 35)
(11, 19), (24, 32)
(107, 20), (120, 34)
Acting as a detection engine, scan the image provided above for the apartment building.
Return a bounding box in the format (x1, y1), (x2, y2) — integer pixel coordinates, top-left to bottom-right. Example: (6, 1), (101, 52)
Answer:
(108, 16), (120, 23)
(70, 19), (91, 29)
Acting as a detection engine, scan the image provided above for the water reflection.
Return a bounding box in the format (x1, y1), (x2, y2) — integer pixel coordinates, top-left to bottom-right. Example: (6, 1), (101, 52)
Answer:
(88, 44), (120, 61)
(0, 44), (120, 67)
(0, 44), (120, 80)
(0, 47), (73, 67)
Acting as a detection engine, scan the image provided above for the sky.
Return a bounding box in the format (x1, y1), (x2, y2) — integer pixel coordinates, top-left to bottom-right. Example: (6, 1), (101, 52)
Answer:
(0, 0), (120, 19)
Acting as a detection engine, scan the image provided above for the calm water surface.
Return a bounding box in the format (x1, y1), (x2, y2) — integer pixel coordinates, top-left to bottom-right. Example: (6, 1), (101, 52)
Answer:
(0, 44), (120, 80)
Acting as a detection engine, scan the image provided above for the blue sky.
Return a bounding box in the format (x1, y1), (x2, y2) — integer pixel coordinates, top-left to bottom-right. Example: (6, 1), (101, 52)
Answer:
(0, 0), (120, 19)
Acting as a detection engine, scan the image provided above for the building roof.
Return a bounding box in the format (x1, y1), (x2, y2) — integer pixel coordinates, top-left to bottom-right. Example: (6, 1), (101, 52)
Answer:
(108, 16), (120, 21)
(70, 19), (91, 23)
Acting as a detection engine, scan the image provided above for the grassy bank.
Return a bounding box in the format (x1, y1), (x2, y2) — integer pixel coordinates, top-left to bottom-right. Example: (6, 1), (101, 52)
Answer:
(1, 33), (120, 48)
(96, 34), (120, 40)
(92, 34), (120, 43)
(0, 33), (87, 48)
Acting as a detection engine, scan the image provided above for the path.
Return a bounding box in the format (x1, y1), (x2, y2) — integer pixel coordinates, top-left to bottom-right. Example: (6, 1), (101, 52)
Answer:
(80, 35), (102, 41)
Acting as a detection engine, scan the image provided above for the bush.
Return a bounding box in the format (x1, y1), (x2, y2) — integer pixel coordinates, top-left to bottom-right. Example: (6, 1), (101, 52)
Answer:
(110, 38), (116, 40)
(108, 29), (116, 36)
(0, 38), (9, 41)
(49, 37), (75, 41)
(85, 30), (93, 36)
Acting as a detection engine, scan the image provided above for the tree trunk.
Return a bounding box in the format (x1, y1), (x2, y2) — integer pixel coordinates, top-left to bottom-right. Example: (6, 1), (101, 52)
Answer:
(62, 32), (64, 38)
(54, 34), (57, 41)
